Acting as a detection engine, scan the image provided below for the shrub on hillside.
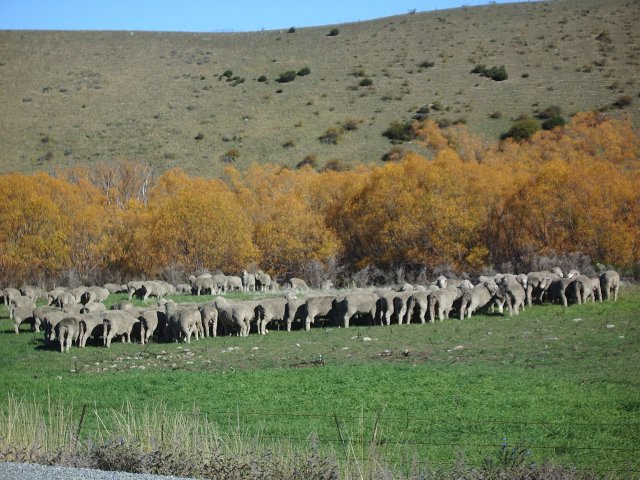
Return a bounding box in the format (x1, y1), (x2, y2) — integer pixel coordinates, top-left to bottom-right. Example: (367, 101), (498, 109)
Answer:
(413, 105), (430, 121)
(296, 154), (317, 169)
(359, 78), (373, 87)
(383, 121), (415, 142)
(327, 28), (340, 37)
(287, 26), (296, 33)
(297, 66), (311, 77)
(319, 127), (344, 145)
(322, 158), (348, 171)
(382, 146), (407, 162)
(612, 95), (633, 109)
(257, 75), (268, 82)
(221, 148), (240, 163)
(541, 116), (567, 130)
(502, 118), (540, 141)
(418, 60), (435, 69)
(276, 71), (297, 83)
(471, 64), (508, 81)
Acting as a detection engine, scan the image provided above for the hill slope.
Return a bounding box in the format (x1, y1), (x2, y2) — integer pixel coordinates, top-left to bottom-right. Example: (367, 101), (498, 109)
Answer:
(0, 0), (638, 176)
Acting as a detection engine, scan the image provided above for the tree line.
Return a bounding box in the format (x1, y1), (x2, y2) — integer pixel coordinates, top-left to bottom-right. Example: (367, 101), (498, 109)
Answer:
(1, 112), (638, 287)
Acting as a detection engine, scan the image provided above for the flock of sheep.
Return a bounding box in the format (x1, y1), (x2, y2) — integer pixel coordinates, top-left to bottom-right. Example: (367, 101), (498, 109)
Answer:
(2, 268), (621, 353)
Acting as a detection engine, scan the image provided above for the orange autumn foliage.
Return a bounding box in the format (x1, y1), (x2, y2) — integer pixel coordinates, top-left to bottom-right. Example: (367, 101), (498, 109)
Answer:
(0, 112), (638, 286)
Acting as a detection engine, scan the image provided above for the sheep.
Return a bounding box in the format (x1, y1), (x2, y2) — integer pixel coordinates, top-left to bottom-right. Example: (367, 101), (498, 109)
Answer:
(103, 310), (139, 347)
(56, 316), (81, 353)
(300, 295), (334, 331)
(213, 297), (256, 336)
(600, 270), (620, 301)
(254, 297), (288, 334)
(199, 302), (219, 337)
(11, 306), (36, 334)
(164, 301), (201, 343)
(332, 291), (378, 328)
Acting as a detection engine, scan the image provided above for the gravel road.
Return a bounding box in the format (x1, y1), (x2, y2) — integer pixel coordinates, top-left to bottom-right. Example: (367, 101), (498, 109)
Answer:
(0, 462), (197, 480)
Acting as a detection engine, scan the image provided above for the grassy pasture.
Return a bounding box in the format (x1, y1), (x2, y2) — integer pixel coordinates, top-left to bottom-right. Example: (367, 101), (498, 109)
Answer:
(0, 288), (639, 476)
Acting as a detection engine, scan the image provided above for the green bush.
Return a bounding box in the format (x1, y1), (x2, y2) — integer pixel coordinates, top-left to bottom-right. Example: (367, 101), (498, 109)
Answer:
(418, 60), (435, 68)
(257, 75), (268, 82)
(359, 78), (373, 87)
(471, 64), (508, 81)
(319, 127), (344, 145)
(536, 105), (562, 119)
(327, 28), (340, 37)
(383, 120), (415, 142)
(541, 116), (567, 130)
(287, 26), (296, 33)
(297, 66), (311, 77)
(276, 71), (297, 83)
(502, 118), (540, 141)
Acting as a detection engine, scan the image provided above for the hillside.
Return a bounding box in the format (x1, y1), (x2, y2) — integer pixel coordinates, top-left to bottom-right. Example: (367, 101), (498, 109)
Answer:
(0, 0), (638, 176)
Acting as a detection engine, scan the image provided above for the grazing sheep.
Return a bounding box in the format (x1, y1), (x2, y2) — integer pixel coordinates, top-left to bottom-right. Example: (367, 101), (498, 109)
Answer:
(137, 307), (166, 344)
(569, 275), (599, 304)
(285, 295), (306, 331)
(256, 271), (272, 291)
(103, 310), (139, 347)
(255, 297), (288, 334)
(286, 277), (310, 292)
(546, 277), (576, 307)
(428, 286), (465, 322)
(225, 276), (244, 292)
(56, 317), (81, 353)
(499, 275), (527, 316)
(81, 286), (110, 305)
(392, 290), (417, 325)
(42, 310), (68, 345)
(199, 302), (219, 337)
(78, 312), (106, 347)
(242, 270), (256, 292)
(164, 301), (201, 343)
(459, 281), (498, 319)
(300, 295), (334, 331)
(213, 297), (256, 336)
(406, 285), (440, 324)
(332, 292), (378, 328)
(600, 270), (620, 301)
(9, 295), (35, 319)
(11, 306), (36, 334)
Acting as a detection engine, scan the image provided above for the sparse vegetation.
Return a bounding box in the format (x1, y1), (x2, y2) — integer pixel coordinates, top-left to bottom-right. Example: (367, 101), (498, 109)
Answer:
(382, 146), (407, 161)
(612, 95), (633, 109)
(297, 66), (311, 77)
(276, 70), (297, 83)
(296, 154), (317, 169)
(220, 148), (239, 163)
(327, 28), (340, 37)
(471, 64), (508, 81)
(358, 77), (373, 87)
(383, 120), (415, 142)
(0, 0), (638, 178)
(502, 117), (540, 141)
(319, 126), (344, 144)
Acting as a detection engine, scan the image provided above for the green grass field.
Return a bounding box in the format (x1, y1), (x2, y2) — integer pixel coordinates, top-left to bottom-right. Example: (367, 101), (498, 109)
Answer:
(1, 289), (639, 477)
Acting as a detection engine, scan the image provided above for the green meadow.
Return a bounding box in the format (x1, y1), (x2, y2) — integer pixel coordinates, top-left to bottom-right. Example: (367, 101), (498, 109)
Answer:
(1, 289), (639, 477)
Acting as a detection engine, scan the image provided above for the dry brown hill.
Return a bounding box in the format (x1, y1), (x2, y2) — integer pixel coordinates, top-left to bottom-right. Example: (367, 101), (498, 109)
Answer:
(0, 0), (638, 176)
